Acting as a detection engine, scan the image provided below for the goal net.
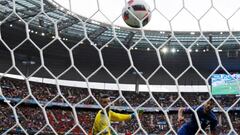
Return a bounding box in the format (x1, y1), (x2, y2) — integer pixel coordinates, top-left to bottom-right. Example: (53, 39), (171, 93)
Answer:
(0, 0), (239, 135)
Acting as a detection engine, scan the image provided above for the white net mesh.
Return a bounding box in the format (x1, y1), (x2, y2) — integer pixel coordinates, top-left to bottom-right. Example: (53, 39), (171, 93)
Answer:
(0, 0), (240, 134)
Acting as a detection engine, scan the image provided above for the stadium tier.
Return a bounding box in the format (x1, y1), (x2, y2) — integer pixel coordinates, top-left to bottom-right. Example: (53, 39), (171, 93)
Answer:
(0, 77), (240, 134)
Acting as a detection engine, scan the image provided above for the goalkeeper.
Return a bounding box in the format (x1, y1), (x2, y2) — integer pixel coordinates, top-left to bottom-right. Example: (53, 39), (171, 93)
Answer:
(92, 94), (143, 135)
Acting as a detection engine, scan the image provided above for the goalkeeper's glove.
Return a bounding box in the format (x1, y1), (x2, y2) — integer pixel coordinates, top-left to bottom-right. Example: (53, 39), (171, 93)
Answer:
(131, 109), (144, 119)
(138, 109), (144, 115)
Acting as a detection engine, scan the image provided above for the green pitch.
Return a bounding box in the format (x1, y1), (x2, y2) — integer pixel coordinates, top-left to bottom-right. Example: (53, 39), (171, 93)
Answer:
(212, 80), (240, 95)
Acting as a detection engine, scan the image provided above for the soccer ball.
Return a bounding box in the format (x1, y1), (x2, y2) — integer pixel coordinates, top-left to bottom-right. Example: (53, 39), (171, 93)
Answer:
(122, 0), (151, 28)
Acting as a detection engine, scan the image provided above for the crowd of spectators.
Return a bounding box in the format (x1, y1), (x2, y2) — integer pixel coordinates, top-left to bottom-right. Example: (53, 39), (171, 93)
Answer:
(0, 77), (239, 134)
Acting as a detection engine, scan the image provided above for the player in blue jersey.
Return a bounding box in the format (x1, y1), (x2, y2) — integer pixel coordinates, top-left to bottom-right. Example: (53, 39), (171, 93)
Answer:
(177, 100), (218, 135)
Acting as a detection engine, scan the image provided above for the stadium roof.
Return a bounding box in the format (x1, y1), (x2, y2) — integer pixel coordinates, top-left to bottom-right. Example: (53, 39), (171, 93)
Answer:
(54, 0), (240, 31)
(1, 0), (240, 49)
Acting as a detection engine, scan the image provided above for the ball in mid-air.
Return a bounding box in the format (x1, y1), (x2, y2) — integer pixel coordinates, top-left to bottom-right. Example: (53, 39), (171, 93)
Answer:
(122, 0), (151, 28)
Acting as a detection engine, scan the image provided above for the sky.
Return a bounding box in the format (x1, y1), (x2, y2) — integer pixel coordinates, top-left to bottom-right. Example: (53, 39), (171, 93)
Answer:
(52, 0), (240, 31)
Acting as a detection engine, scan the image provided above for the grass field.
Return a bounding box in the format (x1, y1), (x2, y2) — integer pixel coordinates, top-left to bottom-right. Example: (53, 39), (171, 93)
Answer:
(212, 80), (240, 95)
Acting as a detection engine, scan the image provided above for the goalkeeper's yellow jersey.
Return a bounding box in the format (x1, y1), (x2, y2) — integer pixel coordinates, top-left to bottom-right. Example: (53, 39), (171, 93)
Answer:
(92, 110), (131, 135)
